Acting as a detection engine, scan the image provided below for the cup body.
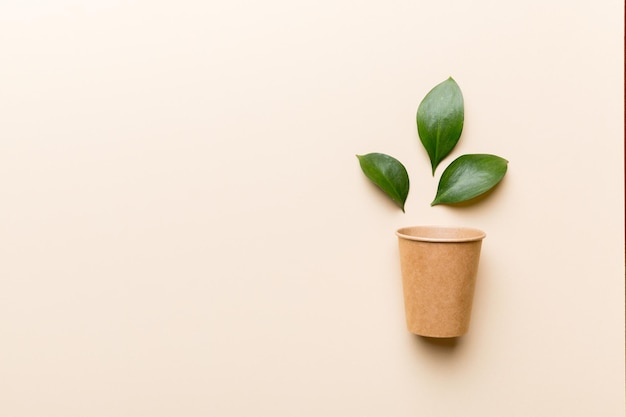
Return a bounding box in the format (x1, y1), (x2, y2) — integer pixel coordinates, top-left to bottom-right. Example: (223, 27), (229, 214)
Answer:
(396, 226), (486, 337)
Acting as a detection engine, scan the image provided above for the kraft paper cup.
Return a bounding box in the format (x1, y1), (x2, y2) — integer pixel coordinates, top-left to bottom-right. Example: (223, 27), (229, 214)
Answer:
(396, 226), (486, 338)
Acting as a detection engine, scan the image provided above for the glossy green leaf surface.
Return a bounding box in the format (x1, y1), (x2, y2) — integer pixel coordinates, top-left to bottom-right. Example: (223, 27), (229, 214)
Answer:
(432, 154), (508, 206)
(357, 153), (409, 212)
(417, 77), (464, 175)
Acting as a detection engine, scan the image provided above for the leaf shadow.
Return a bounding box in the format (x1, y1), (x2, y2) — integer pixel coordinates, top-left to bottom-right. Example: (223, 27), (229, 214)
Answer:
(360, 175), (407, 213)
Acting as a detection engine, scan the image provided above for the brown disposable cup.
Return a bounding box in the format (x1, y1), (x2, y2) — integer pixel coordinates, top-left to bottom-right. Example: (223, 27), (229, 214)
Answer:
(396, 226), (486, 338)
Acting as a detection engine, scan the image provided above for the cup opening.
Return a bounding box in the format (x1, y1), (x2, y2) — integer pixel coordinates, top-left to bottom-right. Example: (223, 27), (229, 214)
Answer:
(396, 225), (486, 243)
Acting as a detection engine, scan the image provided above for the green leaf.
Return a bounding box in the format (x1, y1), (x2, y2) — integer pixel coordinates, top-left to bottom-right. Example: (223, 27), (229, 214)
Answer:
(432, 154), (508, 205)
(357, 153), (409, 212)
(417, 77), (464, 175)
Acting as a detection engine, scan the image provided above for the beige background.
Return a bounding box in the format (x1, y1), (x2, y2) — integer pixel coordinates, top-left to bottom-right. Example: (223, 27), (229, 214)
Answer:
(0, 1), (623, 416)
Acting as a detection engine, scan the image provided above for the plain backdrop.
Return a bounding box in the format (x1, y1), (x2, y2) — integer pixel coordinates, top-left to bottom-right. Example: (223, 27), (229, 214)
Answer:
(0, 1), (623, 416)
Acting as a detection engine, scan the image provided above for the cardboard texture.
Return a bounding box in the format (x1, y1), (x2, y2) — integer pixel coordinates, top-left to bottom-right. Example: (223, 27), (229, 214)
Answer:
(396, 226), (485, 338)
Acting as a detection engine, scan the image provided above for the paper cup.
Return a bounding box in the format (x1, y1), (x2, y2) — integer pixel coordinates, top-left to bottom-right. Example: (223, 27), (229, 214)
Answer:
(396, 226), (486, 338)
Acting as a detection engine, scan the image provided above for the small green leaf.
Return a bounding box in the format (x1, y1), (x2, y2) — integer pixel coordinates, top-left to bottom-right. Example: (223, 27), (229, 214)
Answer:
(432, 154), (508, 205)
(357, 153), (409, 212)
(417, 77), (464, 175)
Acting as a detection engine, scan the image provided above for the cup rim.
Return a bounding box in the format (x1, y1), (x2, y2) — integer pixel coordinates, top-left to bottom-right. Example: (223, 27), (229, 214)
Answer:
(396, 225), (486, 243)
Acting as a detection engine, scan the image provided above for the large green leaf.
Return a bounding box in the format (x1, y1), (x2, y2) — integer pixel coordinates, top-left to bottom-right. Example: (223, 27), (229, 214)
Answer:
(432, 154), (508, 205)
(417, 77), (464, 175)
(357, 153), (409, 212)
